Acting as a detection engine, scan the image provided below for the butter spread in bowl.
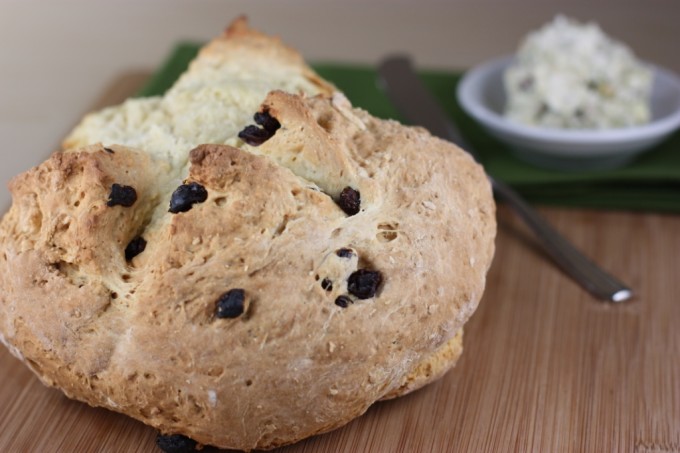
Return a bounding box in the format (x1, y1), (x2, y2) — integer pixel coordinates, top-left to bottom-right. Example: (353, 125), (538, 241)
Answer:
(457, 15), (680, 170)
(504, 15), (652, 130)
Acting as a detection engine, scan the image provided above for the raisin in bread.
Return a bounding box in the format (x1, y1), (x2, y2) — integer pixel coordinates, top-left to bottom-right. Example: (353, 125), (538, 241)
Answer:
(0, 17), (495, 451)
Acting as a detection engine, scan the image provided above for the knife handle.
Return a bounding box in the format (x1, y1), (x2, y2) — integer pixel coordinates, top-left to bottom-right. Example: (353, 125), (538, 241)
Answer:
(491, 178), (632, 302)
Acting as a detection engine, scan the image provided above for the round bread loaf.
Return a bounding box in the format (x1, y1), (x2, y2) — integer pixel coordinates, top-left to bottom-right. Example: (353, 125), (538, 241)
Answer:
(0, 19), (495, 451)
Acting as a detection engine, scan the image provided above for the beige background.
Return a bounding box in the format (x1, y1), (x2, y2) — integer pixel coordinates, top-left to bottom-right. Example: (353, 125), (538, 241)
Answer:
(1, 0), (679, 208)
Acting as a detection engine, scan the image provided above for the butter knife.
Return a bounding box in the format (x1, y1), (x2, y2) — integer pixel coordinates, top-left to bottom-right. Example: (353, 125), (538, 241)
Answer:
(377, 55), (632, 302)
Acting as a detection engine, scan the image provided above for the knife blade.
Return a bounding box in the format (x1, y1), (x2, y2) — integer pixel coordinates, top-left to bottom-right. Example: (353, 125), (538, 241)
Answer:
(377, 55), (632, 302)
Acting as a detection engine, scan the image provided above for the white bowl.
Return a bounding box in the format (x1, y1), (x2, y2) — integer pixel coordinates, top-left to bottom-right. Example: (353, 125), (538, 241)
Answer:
(456, 56), (680, 171)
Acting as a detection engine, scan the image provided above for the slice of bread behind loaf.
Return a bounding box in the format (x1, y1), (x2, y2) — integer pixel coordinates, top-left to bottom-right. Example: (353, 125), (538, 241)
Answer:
(64, 17), (334, 181)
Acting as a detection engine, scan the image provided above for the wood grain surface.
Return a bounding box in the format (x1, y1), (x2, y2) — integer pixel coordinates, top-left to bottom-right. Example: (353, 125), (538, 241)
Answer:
(1, 75), (679, 453)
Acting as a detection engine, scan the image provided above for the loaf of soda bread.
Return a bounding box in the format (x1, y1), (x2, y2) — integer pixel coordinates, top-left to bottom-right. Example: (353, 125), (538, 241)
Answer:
(0, 18), (495, 451)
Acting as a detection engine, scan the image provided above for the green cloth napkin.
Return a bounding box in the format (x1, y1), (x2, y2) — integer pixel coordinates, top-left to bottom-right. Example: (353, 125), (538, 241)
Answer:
(137, 43), (680, 212)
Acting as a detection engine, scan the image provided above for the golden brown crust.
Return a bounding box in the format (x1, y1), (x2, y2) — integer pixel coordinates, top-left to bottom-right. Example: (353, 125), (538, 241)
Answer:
(0, 18), (495, 452)
(380, 330), (464, 400)
(61, 17), (335, 153)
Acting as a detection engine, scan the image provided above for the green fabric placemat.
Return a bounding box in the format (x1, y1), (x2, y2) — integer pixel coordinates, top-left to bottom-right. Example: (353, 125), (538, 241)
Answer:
(137, 43), (680, 212)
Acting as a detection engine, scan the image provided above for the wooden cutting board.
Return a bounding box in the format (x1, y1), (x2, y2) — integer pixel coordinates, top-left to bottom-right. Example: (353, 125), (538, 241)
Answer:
(1, 75), (679, 453)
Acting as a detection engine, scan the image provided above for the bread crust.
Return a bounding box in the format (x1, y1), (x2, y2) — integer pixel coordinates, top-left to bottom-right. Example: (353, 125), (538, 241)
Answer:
(380, 329), (464, 401)
(0, 19), (495, 451)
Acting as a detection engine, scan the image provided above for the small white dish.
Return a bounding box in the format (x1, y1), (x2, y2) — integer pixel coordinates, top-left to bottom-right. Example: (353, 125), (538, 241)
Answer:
(456, 56), (680, 171)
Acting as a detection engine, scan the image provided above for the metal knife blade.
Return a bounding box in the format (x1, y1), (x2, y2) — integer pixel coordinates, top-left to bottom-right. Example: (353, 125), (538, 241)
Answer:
(377, 55), (632, 302)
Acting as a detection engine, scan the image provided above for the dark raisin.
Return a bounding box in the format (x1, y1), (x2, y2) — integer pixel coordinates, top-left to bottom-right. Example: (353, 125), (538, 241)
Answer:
(238, 111), (281, 146)
(337, 187), (361, 216)
(155, 433), (197, 453)
(107, 184), (137, 207)
(216, 289), (245, 318)
(124, 236), (147, 261)
(238, 125), (273, 146)
(336, 248), (354, 258)
(103, 147), (115, 154)
(335, 295), (353, 308)
(321, 278), (333, 291)
(169, 182), (208, 213)
(254, 110), (281, 132)
(347, 269), (383, 299)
